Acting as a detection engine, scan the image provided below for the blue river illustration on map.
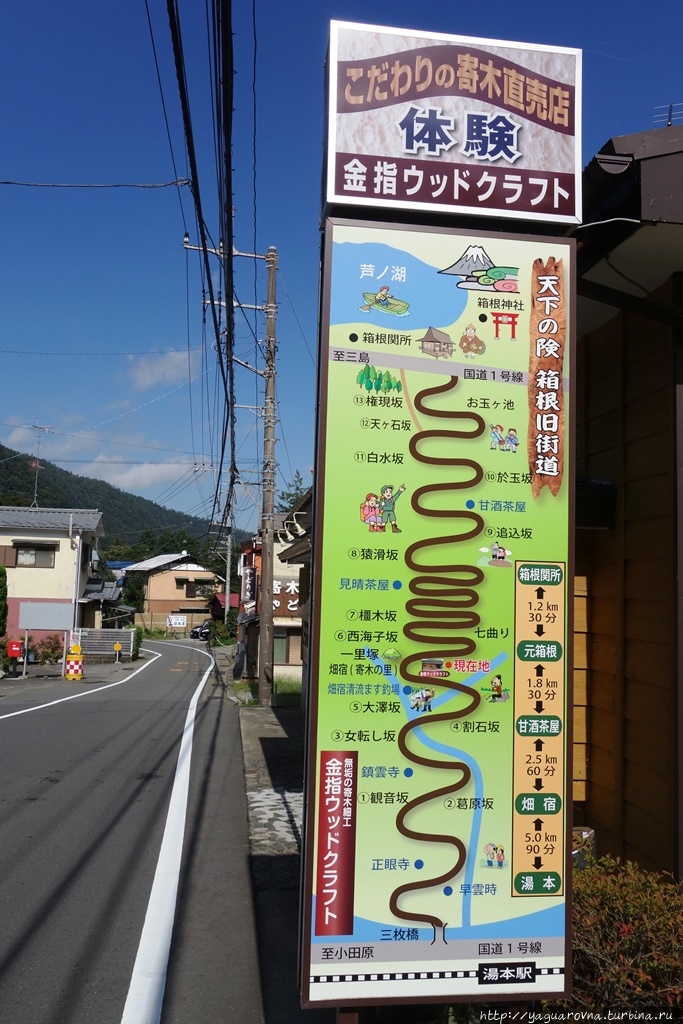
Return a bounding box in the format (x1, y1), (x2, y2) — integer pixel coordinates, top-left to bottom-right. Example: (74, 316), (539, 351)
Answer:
(312, 651), (564, 943)
(315, 242), (562, 942)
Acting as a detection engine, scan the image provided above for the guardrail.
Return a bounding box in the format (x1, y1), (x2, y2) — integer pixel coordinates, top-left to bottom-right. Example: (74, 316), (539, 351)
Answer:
(70, 629), (135, 657)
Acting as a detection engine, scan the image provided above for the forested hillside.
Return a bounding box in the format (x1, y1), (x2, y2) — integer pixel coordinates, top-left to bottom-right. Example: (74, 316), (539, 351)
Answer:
(0, 443), (218, 551)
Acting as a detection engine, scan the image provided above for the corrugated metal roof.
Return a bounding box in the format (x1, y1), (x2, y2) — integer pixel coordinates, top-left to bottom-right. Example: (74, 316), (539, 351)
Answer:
(81, 580), (122, 602)
(0, 506), (105, 535)
(123, 553), (208, 573)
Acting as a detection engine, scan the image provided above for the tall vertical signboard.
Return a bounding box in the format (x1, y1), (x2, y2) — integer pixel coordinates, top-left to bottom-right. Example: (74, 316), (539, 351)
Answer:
(301, 218), (574, 1006)
(326, 21), (581, 225)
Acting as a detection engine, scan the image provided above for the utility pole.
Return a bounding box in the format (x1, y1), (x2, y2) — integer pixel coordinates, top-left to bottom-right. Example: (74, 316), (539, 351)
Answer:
(224, 517), (233, 625)
(258, 246), (278, 706)
(29, 425), (50, 507)
(183, 234), (278, 704)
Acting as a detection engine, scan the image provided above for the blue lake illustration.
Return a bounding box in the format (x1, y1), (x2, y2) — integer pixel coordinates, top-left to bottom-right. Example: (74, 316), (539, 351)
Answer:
(331, 242), (468, 330)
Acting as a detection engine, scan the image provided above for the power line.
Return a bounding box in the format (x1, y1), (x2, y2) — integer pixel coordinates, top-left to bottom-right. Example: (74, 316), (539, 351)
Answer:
(143, 0), (189, 233)
(0, 179), (190, 188)
(0, 421), (212, 456)
(217, 0), (237, 542)
(165, 0), (231, 538)
(38, 459), (213, 467)
(0, 347), (201, 357)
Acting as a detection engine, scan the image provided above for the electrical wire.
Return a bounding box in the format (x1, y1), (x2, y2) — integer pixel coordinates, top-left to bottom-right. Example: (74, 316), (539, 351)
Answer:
(604, 255), (650, 296)
(143, 0), (189, 232)
(47, 459), (208, 466)
(0, 421), (212, 457)
(0, 347), (201, 356)
(165, 0), (228, 407)
(0, 179), (190, 188)
(277, 268), (317, 369)
(203, 0), (238, 547)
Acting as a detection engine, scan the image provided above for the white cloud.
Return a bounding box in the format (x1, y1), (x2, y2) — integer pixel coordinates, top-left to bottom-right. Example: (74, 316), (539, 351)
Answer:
(126, 351), (193, 393)
(4, 424), (36, 451)
(80, 455), (196, 492)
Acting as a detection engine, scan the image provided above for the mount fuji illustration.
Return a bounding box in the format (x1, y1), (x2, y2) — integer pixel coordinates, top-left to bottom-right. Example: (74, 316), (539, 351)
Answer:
(439, 245), (519, 293)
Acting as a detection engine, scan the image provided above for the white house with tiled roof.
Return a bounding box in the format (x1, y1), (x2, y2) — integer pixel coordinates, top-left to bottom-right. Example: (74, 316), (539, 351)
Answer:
(0, 506), (105, 639)
(121, 552), (217, 631)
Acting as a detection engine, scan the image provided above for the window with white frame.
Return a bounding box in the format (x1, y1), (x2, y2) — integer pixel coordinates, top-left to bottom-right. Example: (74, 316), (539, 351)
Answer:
(15, 546), (56, 567)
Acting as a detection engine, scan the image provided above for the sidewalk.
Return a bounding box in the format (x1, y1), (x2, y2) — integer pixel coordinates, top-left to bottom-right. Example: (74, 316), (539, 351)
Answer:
(212, 645), (336, 1024)
(0, 654), (138, 695)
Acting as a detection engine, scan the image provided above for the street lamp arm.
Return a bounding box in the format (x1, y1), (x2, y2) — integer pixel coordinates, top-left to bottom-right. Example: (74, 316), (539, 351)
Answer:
(183, 234), (225, 258)
(233, 357), (266, 377)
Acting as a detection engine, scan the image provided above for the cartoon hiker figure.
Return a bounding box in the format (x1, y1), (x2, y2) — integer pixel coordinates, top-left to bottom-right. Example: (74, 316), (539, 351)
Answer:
(360, 492), (382, 532)
(490, 424), (504, 450)
(496, 845), (505, 868)
(379, 483), (406, 533)
(484, 843), (496, 867)
(505, 427), (519, 452)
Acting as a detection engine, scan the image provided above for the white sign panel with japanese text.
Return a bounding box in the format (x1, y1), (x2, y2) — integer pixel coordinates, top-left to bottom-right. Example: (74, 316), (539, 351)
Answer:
(327, 22), (581, 224)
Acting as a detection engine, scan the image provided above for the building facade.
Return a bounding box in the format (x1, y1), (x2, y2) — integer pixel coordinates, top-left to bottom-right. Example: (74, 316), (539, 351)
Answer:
(123, 553), (217, 632)
(236, 520), (304, 684)
(573, 124), (683, 875)
(0, 506), (105, 640)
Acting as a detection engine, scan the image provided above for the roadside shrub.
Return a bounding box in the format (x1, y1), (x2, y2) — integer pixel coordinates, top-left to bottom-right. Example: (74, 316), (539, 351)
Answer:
(551, 855), (683, 1008)
(0, 634), (37, 669)
(36, 634), (63, 664)
(210, 612), (237, 646)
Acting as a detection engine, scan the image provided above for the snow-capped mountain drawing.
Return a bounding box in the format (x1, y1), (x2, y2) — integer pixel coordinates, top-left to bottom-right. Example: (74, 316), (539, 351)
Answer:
(438, 245), (495, 277)
(438, 245), (519, 293)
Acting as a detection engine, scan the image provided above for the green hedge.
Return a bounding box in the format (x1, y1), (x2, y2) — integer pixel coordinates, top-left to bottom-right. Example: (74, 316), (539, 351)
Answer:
(548, 854), (683, 1009)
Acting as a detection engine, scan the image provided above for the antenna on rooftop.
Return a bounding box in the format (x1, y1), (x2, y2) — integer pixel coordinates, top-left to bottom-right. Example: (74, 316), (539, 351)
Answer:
(29, 424), (51, 507)
(653, 103), (683, 128)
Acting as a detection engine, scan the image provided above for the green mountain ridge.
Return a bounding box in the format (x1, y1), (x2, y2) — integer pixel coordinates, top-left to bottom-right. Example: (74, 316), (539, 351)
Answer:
(0, 443), (224, 549)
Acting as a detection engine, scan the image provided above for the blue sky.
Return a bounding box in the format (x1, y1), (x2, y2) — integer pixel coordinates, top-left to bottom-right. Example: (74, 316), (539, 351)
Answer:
(0, 0), (679, 536)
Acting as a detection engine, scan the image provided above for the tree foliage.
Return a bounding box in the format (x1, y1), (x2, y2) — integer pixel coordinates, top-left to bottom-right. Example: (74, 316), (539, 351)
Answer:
(0, 442), (214, 547)
(356, 364), (402, 394)
(275, 470), (308, 514)
(121, 573), (146, 613)
(547, 855), (683, 1009)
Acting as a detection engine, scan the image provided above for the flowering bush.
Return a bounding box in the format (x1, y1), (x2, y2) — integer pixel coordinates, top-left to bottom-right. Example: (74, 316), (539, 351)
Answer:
(550, 854), (683, 1009)
(36, 634), (64, 664)
(0, 634), (38, 668)
(0, 637), (9, 671)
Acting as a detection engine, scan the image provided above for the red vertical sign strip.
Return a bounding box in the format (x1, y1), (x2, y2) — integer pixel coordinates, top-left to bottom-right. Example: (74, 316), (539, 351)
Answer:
(314, 751), (358, 936)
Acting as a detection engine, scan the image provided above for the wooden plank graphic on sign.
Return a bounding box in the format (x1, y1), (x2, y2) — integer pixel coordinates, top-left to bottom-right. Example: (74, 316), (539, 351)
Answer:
(528, 257), (566, 499)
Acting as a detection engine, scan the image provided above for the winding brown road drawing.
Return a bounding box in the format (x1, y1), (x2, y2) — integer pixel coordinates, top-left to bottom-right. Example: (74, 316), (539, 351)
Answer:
(389, 374), (486, 943)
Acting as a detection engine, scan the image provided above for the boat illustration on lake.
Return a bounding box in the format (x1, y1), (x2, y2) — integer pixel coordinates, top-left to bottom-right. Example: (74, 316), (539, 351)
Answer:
(360, 291), (410, 316)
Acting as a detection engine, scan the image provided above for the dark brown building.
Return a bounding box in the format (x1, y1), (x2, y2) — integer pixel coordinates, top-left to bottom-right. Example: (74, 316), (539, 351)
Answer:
(574, 124), (683, 874)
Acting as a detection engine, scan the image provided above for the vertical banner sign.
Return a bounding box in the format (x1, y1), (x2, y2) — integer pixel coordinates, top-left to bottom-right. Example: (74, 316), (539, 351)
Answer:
(301, 219), (574, 1007)
(327, 21), (582, 225)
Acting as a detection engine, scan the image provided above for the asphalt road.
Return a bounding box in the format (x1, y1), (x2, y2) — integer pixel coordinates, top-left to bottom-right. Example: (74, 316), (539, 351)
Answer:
(0, 641), (263, 1024)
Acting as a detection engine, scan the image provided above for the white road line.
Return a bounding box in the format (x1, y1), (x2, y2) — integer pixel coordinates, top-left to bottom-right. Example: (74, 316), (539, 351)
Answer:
(120, 657), (215, 1024)
(0, 649), (163, 721)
